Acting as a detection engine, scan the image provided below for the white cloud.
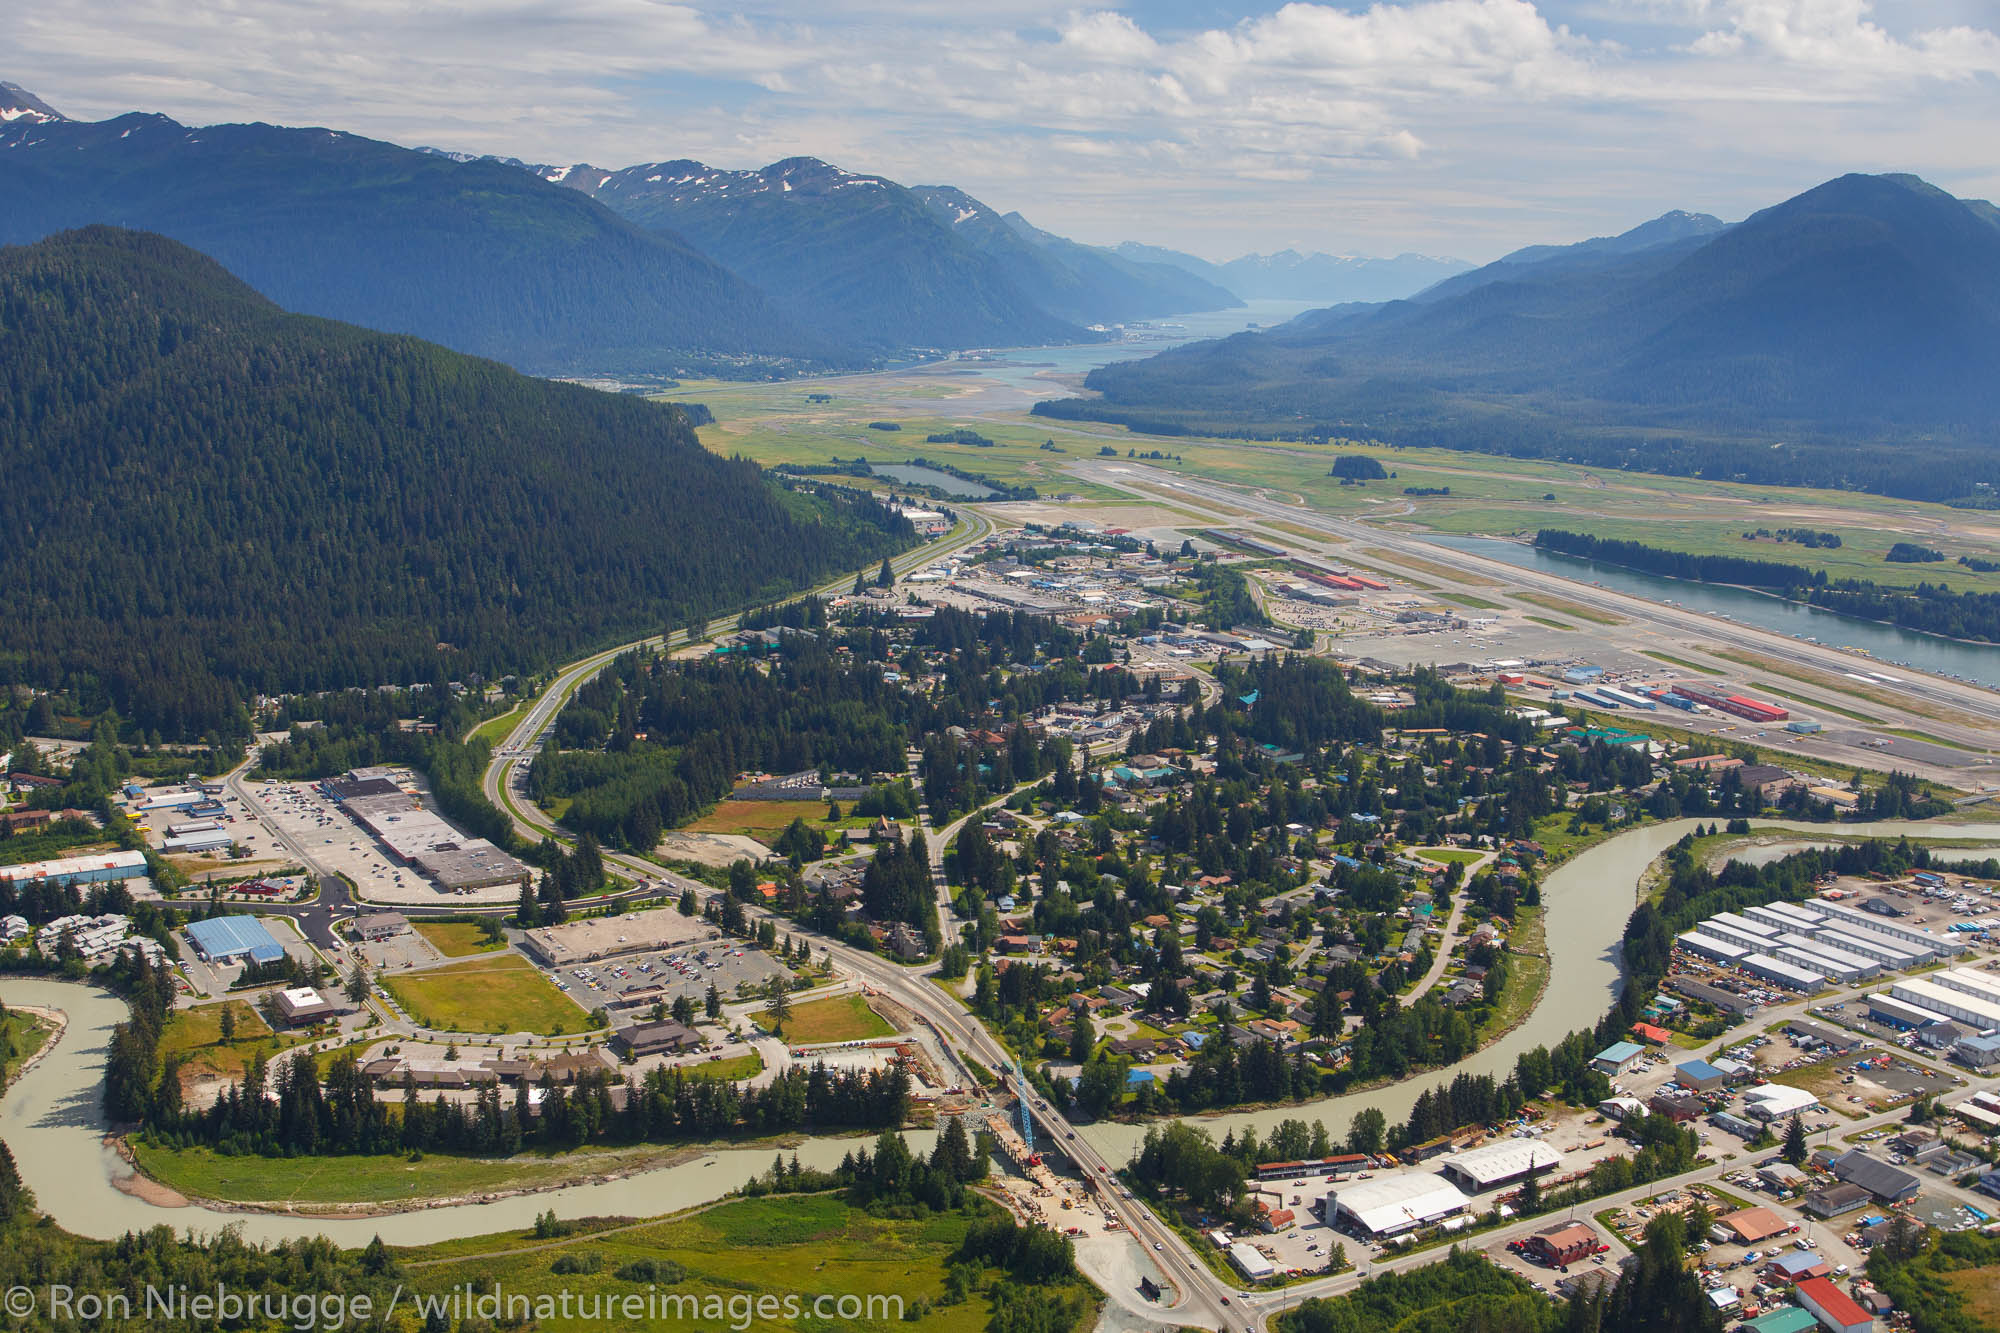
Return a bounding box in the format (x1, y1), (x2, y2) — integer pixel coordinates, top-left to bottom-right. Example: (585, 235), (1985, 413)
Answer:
(6, 0), (1999, 258)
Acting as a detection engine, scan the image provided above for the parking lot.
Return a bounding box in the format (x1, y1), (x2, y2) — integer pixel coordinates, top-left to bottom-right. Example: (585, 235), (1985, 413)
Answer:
(175, 916), (322, 997)
(245, 778), (517, 905)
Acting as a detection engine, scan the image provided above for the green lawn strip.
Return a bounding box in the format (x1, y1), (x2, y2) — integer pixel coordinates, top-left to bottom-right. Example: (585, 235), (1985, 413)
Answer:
(1642, 650), (1716, 672)
(1475, 907), (1547, 1044)
(1745, 682), (1882, 725)
(469, 702), (529, 747)
(1514, 590), (1620, 625)
(1440, 594), (1505, 611)
(675, 1050), (765, 1082)
(1413, 848), (1483, 866)
(761, 992), (894, 1044)
(1525, 616), (1576, 631)
(383, 953), (589, 1036)
(412, 920), (508, 957)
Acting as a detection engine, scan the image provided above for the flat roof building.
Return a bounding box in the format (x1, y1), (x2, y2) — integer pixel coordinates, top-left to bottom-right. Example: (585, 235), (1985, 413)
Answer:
(1814, 899), (1964, 956)
(1890, 976), (2000, 1030)
(1743, 952), (1827, 992)
(1437, 1140), (1560, 1193)
(183, 914), (285, 965)
(1227, 1242), (1275, 1280)
(1324, 1174), (1472, 1238)
(0, 849), (148, 889)
(1809, 924), (1929, 970)
(520, 912), (712, 968)
(274, 987), (336, 1025)
(1677, 931), (1748, 965)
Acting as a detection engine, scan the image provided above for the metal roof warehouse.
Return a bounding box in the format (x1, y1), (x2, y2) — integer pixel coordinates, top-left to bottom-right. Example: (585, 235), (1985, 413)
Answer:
(183, 914), (285, 964)
(1324, 1173), (1472, 1238)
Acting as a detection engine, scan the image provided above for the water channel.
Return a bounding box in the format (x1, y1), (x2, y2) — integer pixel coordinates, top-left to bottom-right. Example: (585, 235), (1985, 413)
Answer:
(1428, 534), (2000, 690)
(7, 815), (1993, 1244)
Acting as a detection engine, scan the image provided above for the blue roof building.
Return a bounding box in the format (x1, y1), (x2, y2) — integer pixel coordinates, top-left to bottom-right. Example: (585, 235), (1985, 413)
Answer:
(1675, 1059), (1729, 1090)
(184, 915), (285, 965)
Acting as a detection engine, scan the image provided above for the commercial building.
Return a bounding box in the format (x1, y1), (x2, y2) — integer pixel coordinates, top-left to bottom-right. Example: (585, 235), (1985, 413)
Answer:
(0, 849), (148, 890)
(1800, 1182), (1873, 1219)
(1745, 902), (1827, 932)
(1323, 1174), (1472, 1238)
(1932, 966), (2000, 1009)
(1743, 1309), (1820, 1333)
(1765, 1251), (1833, 1284)
(1742, 1084), (1820, 1122)
(1774, 933), (1879, 978)
(162, 829), (235, 854)
(183, 914), (286, 965)
(1227, 1242), (1275, 1280)
(1666, 976), (1764, 1017)
(1742, 952), (1827, 993)
(1674, 1059), (1730, 1091)
(1676, 931), (1749, 965)
(1867, 993), (1952, 1031)
(612, 1020), (704, 1058)
(1524, 1221), (1598, 1267)
(1829, 1150), (1921, 1203)
(1795, 1276), (1873, 1333)
(1889, 976), (2000, 1030)
(273, 987), (336, 1025)
(1591, 1041), (1645, 1075)
(354, 911), (410, 942)
(1814, 899), (1965, 957)
(1711, 1205), (1794, 1245)
(1954, 1032), (2000, 1068)
(1699, 912), (1781, 953)
(1809, 925), (1929, 970)
(340, 782), (530, 893)
(1436, 1140), (1560, 1193)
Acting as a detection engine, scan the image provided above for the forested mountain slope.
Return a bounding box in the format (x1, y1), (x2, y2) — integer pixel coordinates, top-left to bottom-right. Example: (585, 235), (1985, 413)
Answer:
(544, 156), (1084, 352)
(0, 228), (911, 736)
(1043, 174), (2000, 500)
(0, 102), (832, 375)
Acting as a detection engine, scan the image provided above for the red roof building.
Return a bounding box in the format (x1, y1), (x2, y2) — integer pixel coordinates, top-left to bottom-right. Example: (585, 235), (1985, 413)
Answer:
(1795, 1276), (1872, 1333)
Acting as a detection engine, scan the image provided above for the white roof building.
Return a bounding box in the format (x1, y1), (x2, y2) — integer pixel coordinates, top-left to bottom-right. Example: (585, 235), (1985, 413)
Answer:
(1742, 1083), (1820, 1122)
(1325, 1173), (1473, 1237)
(1227, 1242), (1275, 1280)
(1438, 1140), (1562, 1192)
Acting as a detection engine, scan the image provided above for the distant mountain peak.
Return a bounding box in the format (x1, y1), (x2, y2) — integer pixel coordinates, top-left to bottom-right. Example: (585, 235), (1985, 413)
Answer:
(0, 81), (64, 124)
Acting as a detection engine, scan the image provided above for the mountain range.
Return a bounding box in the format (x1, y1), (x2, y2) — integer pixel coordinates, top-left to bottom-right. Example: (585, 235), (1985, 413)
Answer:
(1040, 173), (2000, 502)
(0, 226), (910, 736)
(1115, 242), (1473, 304)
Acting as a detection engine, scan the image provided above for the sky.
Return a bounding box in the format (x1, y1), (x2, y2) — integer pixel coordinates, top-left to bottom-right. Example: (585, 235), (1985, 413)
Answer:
(10, 0), (2000, 262)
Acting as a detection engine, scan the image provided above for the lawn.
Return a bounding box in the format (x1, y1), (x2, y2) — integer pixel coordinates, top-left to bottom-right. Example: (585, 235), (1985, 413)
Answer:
(676, 1050), (765, 1082)
(760, 992), (893, 1044)
(396, 1193), (1097, 1333)
(468, 702), (528, 747)
(1514, 589), (1621, 625)
(383, 954), (590, 1036)
(685, 799), (827, 841)
(159, 999), (309, 1083)
(1413, 847), (1483, 866)
(413, 919), (508, 957)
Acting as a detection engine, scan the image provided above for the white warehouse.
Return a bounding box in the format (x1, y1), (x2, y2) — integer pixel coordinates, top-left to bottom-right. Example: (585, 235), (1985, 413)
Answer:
(1742, 952), (1827, 993)
(1438, 1140), (1562, 1193)
(1677, 932), (1748, 965)
(1324, 1174), (1473, 1238)
(1891, 976), (2000, 1030)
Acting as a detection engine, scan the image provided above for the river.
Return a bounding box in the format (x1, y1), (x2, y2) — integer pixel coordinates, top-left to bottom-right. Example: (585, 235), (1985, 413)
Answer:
(1428, 534), (2000, 689)
(8, 815), (1991, 1244)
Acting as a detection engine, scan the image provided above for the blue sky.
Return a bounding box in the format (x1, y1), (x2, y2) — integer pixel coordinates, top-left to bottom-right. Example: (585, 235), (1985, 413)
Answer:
(12, 1), (2000, 262)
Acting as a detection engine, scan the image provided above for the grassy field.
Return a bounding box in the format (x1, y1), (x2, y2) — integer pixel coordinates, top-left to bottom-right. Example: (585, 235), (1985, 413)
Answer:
(1769, 1047), (1884, 1118)
(130, 1140), (719, 1208)
(760, 992), (893, 1044)
(413, 920), (508, 958)
(159, 999), (308, 1084)
(396, 1193), (1094, 1333)
(1943, 1266), (2000, 1328)
(676, 1050), (765, 1082)
(1413, 847), (1483, 866)
(1479, 907), (1548, 1042)
(1524, 616), (1576, 631)
(468, 702), (528, 747)
(384, 954), (589, 1036)
(1514, 590), (1621, 625)
(684, 800), (827, 841)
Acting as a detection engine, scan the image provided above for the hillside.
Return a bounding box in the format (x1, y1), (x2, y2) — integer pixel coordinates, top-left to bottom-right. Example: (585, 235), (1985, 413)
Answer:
(0, 228), (912, 736)
(1411, 209), (1730, 304)
(904, 187), (1237, 325)
(0, 97), (832, 375)
(1043, 174), (2000, 501)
